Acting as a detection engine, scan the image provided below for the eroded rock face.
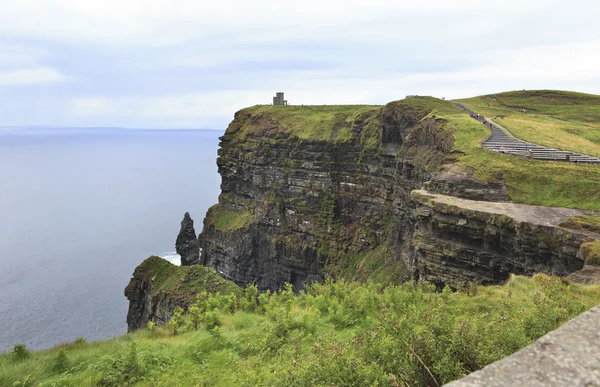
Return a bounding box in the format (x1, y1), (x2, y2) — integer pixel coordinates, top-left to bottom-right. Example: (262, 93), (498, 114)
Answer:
(124, 256), (240, 331)
(176, 212), (200, 266)
(199, 102), (510, 292)
(411, 190), (595, 288)
(124, 256), (192, 331)
(198, 101), (594, 292)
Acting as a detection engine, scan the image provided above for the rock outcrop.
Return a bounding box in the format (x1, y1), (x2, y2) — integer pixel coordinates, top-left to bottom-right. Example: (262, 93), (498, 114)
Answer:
(176, 212), (200, 266)
(197, 100), (598, 292)
(411, 190), (596, 288)
(124, 256), (240, 331)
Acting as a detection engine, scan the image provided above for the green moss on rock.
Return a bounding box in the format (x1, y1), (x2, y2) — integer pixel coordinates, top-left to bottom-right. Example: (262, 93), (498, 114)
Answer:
(560, 215), (600, 234)
(205, 204), (254, 232)
(582, 241), (600, 266)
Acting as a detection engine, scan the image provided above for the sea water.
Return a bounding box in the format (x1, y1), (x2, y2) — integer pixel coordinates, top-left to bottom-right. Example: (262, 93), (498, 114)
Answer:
(0, 128), (222, 351)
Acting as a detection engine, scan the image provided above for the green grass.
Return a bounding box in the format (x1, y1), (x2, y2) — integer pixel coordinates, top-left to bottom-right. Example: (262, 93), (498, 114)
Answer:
(204, 204), (254, 232)
(218, 91), (600, 213)
(397, 96), (600, 210)
(3, 275), (600, 386)
(581, 241), (600, 266)
(560, 214), (600, 234)
(226, 104), (381, 143)
(125, 256), (241, 305)
(456, 90), (600, 156)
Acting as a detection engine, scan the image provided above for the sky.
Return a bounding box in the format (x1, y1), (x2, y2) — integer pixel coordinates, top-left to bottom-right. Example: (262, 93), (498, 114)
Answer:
(0, 0), (598, 129)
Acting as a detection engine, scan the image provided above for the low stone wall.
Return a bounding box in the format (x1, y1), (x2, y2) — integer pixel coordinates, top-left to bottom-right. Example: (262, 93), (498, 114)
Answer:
(445, 306), (600, 386)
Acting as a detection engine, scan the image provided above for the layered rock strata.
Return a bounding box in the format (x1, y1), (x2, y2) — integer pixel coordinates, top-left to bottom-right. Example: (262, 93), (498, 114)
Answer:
(194, 100), (597, 291)
(411, 190), (596, 287)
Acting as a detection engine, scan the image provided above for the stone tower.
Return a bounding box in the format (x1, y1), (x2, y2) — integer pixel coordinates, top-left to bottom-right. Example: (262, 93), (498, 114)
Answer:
(272, 92), (288, 106)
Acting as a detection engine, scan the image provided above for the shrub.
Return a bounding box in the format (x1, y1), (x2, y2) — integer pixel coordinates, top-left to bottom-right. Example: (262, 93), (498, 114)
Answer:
(146, 321), (157, 337)
(52, 349), (70, 373)
(93, 343), (142, 386)
(74, 337), (87, 345)
(170, 306), (185, 335)
(242, 283), (259, 312)
(12, 344), (29, 360)
(204, 310), (221, 330)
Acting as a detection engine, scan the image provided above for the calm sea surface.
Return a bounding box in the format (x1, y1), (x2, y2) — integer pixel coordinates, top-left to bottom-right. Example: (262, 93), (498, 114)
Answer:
(0, 128), (222, 351)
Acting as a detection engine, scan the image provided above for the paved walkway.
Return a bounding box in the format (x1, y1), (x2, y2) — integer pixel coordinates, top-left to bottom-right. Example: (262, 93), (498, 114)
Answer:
(451, 102), (600, 164)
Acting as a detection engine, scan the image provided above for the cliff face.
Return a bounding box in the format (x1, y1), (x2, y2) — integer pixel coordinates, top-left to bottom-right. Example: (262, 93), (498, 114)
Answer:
(411, 190), (596, 287)
(124, 256), (240, 331)
(198, 101), (528, 291)
(198, 100), (599, 291)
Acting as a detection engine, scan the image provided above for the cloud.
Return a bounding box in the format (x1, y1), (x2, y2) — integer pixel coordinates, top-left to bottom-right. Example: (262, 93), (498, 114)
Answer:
(0, 43), (67, 86)
(0, 67), (66, 85)
(0, 0), (598, 127)
(0, 0), (569, 46)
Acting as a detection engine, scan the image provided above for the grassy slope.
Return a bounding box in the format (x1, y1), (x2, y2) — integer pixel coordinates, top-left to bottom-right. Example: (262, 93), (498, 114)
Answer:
(2, 275), (600, 386)
(456, 90), (600, 156)
(399, 96), (600, 210)
(231, 104), (381, 143)
(204, 204), (254, 232)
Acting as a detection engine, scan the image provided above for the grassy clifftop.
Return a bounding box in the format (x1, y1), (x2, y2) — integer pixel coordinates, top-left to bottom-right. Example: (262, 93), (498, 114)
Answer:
(226, 104), (382, 145)
(396, 96), (600, 210)
(457, 90), (600, 156)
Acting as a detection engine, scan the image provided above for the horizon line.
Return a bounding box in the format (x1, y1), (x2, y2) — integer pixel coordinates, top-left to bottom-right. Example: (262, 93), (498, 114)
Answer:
(0, 125), (225, 131)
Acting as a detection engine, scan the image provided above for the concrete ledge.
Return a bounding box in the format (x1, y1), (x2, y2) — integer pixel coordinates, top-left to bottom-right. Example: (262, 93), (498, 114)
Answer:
(445, 306), (600, 386)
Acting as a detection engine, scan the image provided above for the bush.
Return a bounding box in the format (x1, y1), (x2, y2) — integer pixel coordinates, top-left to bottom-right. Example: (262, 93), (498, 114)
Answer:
(242, 283), (259, 312)
(52, 349), (70, 373)
(170, 306), (185, 335)
(146, 321), (157, 337)
(12, 344), (29, 360)
(94, 342), (141, 386)
(74, 337), (87, 345)
(204, 310), (221, 330)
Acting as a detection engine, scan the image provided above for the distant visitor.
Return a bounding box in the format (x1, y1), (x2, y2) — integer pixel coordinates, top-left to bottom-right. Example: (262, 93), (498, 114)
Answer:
(273, 92), (288, 106)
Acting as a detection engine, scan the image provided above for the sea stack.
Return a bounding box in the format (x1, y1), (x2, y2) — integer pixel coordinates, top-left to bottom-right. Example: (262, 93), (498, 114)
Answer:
(176, 212), (200, 266)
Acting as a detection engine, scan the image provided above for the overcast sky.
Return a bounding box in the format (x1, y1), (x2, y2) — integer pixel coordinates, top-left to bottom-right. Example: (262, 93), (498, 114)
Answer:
(0, 0), (598, 129)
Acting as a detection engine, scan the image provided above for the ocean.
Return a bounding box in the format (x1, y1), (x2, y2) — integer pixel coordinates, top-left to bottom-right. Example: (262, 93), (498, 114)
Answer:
(0, 128), (222, 351)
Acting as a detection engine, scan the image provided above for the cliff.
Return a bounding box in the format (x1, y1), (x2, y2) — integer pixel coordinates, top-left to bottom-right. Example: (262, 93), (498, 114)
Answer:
(124, 256), (240, 331)
(198, 99), (599, 291)
(411, 190), (598, 287)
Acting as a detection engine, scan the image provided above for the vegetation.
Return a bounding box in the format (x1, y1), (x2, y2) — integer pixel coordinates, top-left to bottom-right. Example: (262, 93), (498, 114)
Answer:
(397, 95), (600, 211)
(228, 104), (381, 143)
(456, 90), (600, 156)
(2, 274), (600, 386)
(581, 241), (600, 266)
(125, 256), (241, 305)
(204, 204), (254, 232)
(560, 214), (600, 234)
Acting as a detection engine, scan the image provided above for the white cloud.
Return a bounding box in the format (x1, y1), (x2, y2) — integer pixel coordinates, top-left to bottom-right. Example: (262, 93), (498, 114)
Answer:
(0, 67), (66, 85)
(0, 43), (66, 86)
(71, 97), (115, 116)
(0, 0), (598, 127)
(0, 0), (566, 46)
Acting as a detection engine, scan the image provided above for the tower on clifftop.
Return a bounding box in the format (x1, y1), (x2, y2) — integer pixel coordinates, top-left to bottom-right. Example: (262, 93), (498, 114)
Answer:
(273, 92), (288, 106)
